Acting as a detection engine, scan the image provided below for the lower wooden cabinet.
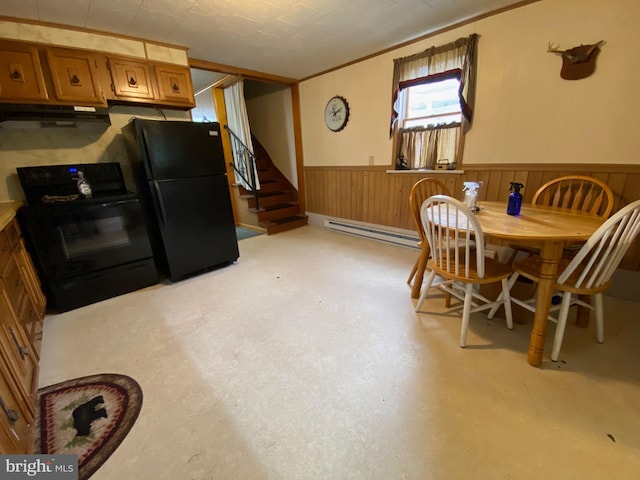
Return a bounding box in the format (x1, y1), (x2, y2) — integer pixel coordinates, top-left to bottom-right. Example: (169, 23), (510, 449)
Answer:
(0, 217), (45, 454)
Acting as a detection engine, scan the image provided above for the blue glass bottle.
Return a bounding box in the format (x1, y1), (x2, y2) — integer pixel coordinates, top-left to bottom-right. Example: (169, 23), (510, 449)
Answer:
(507, 182), (523, 216)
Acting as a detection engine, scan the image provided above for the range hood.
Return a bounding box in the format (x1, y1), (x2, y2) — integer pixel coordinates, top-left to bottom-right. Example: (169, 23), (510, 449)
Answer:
(0, 103), (111, 129)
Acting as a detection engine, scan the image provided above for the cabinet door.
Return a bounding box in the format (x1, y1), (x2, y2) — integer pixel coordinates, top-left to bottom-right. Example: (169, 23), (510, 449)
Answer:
(0, 41), (49, 102)
(14, 234), (46, 320)
(0, 275), (38, 415)
(2, 221), (45, 360)
(153, 63), (195, 107)
(108, 56), (155, 101)
(45, 47), (106, 105)
(0, 363), (34, 454)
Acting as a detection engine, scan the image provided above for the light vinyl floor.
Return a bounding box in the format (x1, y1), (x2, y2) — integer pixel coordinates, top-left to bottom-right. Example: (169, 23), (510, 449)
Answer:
(38, 225), (640, 480)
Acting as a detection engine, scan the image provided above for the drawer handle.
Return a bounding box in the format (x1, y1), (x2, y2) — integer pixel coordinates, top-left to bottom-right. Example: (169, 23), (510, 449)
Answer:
(0, 395), (19, 425)
(10, 69), (22, 80)
(71, 74), (80, 85)
(9, 327), (30, 359)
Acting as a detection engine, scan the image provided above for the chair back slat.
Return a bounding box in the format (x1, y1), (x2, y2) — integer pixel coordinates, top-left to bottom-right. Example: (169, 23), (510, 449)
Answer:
(570, 180), (584, 211)
(421, 195), (485, 279)
(409, 178), (451, 242)
(533, 175), (614, 218)
(558, 200), (640, 289)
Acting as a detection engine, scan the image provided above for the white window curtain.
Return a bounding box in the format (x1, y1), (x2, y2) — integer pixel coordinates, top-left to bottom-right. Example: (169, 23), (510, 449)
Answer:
(224, 79), (260, 190)
(398, 125), (461, 170)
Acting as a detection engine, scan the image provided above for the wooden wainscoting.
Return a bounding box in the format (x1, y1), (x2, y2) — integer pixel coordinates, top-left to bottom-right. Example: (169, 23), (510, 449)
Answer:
(304, 163), (640, 270)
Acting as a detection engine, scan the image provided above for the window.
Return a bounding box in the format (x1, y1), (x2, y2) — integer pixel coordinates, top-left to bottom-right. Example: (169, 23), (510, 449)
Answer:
(390, 34), (478, 170)
(402, 78), (462, 129)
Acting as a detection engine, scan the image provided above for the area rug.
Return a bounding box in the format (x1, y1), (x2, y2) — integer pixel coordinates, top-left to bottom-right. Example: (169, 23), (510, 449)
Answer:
(236, 226), (263, 240)
(36, 373), (143, 480)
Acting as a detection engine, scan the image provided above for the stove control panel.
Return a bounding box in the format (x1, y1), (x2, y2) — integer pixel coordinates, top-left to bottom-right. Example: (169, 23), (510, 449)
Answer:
(17, 163), (127, 204)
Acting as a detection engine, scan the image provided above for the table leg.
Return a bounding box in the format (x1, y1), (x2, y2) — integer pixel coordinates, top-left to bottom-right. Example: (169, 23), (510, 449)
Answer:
(411, 244), (429, 299)
(528, 241), (564, 367)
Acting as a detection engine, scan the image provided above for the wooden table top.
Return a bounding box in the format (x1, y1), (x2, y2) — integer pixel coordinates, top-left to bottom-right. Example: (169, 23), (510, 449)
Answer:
(474, 201), (604, 243)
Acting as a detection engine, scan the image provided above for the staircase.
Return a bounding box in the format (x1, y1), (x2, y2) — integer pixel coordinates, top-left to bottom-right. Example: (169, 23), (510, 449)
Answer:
(234, 136), (308, 235)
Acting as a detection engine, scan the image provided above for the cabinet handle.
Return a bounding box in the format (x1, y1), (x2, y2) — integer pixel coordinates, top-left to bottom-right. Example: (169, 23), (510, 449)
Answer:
(128, 76), (137, 87)
(70, 74), (80, 85)
(10, 69), (22, 80)
(172, 82), (180, 92)
(0, 395), (19, 426)
(9, 327), (30, 359)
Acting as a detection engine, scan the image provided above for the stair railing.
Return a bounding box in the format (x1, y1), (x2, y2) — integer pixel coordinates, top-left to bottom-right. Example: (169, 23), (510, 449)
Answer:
(224, 125), (260, 210)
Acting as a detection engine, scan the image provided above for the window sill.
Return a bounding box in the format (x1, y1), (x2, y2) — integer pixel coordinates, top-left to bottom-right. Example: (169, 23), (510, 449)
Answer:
(385, 169), (465, 175)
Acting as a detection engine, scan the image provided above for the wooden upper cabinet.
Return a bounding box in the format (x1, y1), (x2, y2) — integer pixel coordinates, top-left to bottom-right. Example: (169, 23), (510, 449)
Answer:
(153, 63), (195, 108)
(45, 47), (106, 106)
(107, 56), (155, 102)
(0, 41), (49, 102)
(0, 40), (194, 110)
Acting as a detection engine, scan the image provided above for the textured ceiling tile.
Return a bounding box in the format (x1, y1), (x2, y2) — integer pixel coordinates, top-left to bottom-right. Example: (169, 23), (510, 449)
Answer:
(85, 7), (136, 35)
(127, 8), (182, 40)
(2, 0), (527, 78)
(36, 0), (90, 26)
(0, 0), (38, 19)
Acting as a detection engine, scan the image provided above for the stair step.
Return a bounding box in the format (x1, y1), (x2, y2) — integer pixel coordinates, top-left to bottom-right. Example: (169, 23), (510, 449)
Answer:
(256, 204), (300, 222)
(256, 169), (280, 181)
(256, 180), (289, 193)
(237, 179), (284, 196)
(246, 191), (295, 209)
(261, 215), (309, 235)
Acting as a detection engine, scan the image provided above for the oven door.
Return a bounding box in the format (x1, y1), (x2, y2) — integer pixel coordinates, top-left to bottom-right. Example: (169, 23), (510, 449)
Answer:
(18, 197), (154, 281)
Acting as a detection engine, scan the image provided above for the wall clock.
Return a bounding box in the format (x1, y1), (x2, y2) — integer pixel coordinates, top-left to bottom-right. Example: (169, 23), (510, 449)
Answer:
(324, 95), (350, 132)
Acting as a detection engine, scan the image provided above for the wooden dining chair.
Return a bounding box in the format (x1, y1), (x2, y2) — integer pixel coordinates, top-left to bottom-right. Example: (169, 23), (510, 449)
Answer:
(407, 178), (451, 287)
(415, 195), (514, 347)
(509, 175), (615, 262)
(492, 199), (640, 361)
(532, 175), (614, 217)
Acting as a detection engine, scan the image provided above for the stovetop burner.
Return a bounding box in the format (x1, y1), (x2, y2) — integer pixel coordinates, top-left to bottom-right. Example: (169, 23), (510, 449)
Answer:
(17, 162), (129, 205)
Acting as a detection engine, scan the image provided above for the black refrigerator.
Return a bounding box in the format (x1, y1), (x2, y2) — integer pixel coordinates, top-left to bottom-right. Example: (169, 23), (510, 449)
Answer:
(121, 119), (239, 281)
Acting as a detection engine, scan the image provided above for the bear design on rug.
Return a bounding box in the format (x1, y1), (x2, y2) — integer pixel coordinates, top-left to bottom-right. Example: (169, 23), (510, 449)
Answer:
(72, 395), (108, 436)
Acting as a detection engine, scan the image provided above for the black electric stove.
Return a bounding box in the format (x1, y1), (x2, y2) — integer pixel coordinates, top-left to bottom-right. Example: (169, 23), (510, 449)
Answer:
(17, 163), (159, 312)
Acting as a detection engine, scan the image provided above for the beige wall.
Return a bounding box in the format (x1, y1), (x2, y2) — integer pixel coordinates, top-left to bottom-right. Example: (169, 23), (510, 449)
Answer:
(245, 82), (298, 188)
(0, 20), (189, 65)
(299, 0), (640, 167)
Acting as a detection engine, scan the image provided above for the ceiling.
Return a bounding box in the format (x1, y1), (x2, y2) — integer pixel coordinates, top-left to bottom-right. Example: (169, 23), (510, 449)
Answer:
(1, 0), (526, 80)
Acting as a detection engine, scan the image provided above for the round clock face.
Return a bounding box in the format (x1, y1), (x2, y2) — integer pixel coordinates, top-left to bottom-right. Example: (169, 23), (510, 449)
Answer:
(324, 96), (350, 132)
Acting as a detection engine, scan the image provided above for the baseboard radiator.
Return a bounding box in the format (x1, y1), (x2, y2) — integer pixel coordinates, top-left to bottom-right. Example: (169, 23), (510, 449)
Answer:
(323, 219), (419, 249)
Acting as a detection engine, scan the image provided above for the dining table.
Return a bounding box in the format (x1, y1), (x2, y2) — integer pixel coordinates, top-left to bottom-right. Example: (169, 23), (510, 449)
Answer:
(412, 200), (604, 367)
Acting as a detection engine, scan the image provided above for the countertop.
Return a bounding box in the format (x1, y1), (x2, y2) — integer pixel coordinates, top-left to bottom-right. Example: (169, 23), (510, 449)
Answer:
(0, 201), (23, 231)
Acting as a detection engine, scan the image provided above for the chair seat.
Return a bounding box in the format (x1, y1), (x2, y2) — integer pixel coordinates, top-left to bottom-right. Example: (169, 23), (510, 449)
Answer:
(429, 253), (512, 284)
(513, 255), (612, 295)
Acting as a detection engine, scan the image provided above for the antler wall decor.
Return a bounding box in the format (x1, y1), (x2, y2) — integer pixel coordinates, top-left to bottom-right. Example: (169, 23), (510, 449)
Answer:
(547, 40), (604, 80)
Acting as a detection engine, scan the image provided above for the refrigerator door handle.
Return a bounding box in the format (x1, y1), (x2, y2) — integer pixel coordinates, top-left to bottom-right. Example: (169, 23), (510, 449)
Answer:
(152, 180), (168, 226)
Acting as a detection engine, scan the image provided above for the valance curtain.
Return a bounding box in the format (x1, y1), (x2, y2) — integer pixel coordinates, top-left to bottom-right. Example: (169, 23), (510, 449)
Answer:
(390, 33), (479, 137)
